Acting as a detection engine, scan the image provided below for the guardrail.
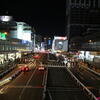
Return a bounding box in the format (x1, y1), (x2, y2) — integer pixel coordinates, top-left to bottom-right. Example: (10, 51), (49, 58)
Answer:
(81, 66), (100, 77)
(0, 64), (17, 79)
(47, 89), (53, 100)
(42, 67), (48, 100)
(0, 70), (21, 88)
(66, 67), (97, 100)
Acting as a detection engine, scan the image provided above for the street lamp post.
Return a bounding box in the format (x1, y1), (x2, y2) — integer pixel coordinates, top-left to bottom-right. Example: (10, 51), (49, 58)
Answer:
(33, 34), (36, 52)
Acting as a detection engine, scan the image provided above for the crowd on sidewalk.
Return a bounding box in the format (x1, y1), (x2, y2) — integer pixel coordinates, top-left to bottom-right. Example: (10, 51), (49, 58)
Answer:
(69, 58), (100, 73)
(80, 60), (100, 73)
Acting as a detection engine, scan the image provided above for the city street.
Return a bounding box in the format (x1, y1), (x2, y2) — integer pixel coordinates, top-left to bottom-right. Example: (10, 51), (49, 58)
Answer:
(0, 67), (46, 100)
(0, 0), (100, 100)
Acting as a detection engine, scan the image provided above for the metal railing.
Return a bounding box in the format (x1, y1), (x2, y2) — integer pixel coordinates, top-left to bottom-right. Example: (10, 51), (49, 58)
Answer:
(81, 66), (100, 77)
(42, 68), (48, 100)
(66, 67), (97, 100)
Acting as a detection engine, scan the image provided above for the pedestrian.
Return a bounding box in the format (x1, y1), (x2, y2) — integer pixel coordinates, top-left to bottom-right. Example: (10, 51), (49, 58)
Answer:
(67, 62), (71, 68)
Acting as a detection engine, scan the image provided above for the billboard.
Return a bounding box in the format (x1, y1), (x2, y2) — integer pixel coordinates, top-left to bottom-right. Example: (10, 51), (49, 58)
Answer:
(17, 22), (32, 42)
(52, 36), (68, 53)
(0, 16), (12, 22)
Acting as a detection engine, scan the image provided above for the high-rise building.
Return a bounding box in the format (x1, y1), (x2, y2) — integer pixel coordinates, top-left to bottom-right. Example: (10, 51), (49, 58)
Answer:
(66, 0), (100, 39)
(66, 0), (100, 68)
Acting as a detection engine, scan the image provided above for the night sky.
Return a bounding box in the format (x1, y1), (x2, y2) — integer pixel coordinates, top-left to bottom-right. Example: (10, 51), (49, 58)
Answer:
(0, 0), (66, 37)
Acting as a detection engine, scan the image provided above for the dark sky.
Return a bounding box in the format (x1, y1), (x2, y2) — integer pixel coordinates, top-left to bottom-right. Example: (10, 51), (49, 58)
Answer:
(0, 0), (66, 37)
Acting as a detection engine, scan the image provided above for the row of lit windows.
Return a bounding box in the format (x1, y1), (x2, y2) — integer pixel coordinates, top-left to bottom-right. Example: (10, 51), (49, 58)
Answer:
(0, 44), (30, 51)
(70, 0), (98, 8)
(71, 0), (98, 5)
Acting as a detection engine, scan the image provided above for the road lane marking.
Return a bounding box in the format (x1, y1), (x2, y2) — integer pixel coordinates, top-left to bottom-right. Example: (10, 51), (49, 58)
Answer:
(0, 72), (23, 94)
(42, 71), (46, 86)
(0, 77), (11, 87)
(19, 68), (37, 99)
(0, 86), (8, 94)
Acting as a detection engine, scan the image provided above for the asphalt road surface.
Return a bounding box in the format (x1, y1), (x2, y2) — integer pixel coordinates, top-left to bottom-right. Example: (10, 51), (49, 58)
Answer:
(0, 68), (46, 100)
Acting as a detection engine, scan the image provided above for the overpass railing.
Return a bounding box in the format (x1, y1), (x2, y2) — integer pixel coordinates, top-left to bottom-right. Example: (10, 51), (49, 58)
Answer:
(66, 67), (97, 100)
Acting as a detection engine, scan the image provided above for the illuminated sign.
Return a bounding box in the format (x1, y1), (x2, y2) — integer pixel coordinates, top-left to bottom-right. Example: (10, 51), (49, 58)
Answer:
(0, 16), (12, 22)
(33, 55), (40, 59)
(17, 22), (32, 42)
(48, 39), (51, 45)
(0, 32), (6, 40)
(22, 40), (27, 44)
(52, 36), (68, 52)
(54, 36), (67, 40)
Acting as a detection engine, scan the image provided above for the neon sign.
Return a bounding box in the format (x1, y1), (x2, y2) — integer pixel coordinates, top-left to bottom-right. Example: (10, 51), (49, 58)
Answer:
(0, 32), (7, 40)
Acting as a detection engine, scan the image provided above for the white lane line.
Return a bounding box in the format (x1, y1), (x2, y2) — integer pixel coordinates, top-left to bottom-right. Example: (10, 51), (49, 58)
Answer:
(19, 68), (37, 99)
(42, 71), (46, 86)
(0, 78), (11, 87)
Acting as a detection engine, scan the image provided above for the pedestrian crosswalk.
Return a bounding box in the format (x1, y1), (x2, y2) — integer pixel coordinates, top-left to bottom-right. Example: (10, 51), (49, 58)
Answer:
(43, 62), (66, 67)
(27, 60), (66, 68)
(43, 64), (66, 67)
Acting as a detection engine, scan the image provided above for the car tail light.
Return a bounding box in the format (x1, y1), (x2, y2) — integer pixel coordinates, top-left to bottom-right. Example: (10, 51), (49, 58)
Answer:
(26, 68), (29, 71)
(38, 67), (44, 70)
(21, 67), (25, 71)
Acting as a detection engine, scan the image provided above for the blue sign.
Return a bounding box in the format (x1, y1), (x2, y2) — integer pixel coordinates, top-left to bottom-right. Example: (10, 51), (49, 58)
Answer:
(48, 39), (51, 45)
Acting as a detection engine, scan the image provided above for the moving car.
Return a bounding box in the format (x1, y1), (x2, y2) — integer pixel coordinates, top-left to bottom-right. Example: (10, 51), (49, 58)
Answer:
(38, 66), (45, 71)
(20, 66), (29, 72)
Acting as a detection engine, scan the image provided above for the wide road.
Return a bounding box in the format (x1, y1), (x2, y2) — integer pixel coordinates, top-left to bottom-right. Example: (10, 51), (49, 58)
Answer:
(0, 68), (46, 100)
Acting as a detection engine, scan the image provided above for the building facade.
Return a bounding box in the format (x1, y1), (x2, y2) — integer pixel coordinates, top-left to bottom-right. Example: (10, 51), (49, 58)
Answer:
(0, 16), (33, 64)
(66, 0), (100, 65)
(9, 22), (32, 42)
(66, 0), (100, 49)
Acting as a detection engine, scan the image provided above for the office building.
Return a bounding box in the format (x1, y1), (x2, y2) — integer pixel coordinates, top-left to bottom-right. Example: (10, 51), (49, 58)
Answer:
(66, 0), (100, 50)
(0, 16), (33, 64)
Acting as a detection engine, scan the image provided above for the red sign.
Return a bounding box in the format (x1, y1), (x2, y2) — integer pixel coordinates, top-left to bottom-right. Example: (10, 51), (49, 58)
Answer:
(33, 55), (40, 59)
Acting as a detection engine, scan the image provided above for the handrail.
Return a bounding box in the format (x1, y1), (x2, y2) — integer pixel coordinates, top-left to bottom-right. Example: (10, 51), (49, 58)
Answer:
(66, 67), (97, 100)
(47, 89), (53, 100)
(82, 66), (100, 77)
(42, 67), (48, 100)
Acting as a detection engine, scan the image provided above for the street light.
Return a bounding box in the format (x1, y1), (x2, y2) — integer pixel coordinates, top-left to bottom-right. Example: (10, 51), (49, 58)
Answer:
(88, 40), (92, 43)
(33, 34), (36, 52)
